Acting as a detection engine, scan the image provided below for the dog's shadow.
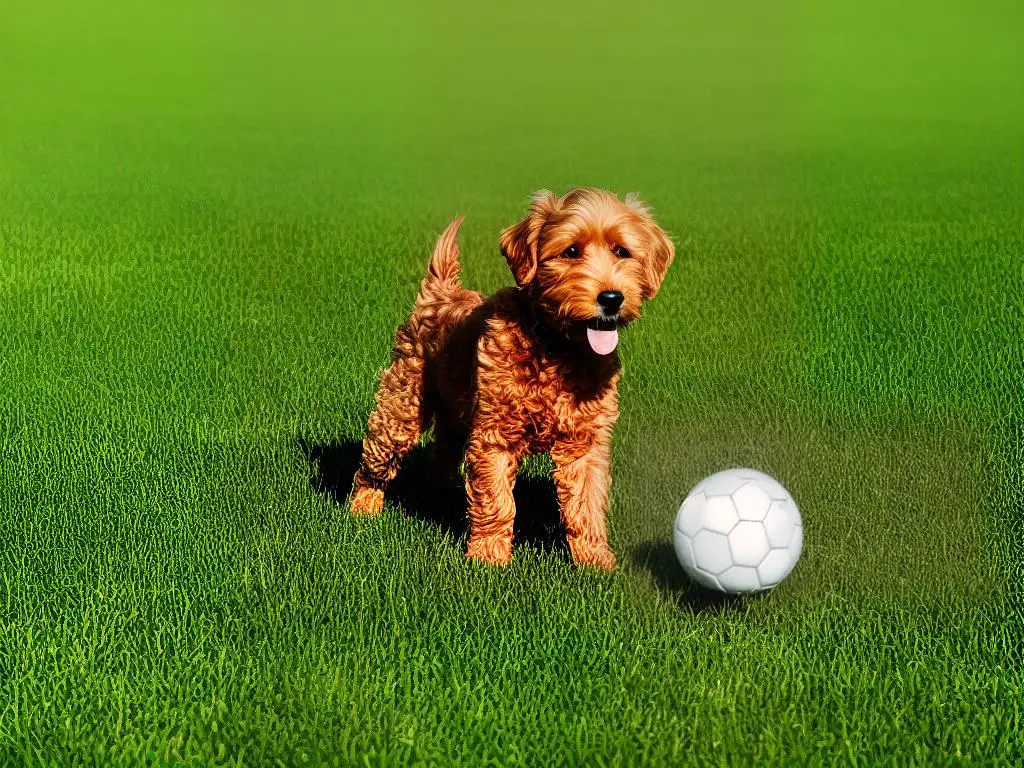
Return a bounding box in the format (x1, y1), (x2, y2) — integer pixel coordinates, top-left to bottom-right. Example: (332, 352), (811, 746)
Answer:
(298, 438), (744, 613)
(299, 438), (570, 556)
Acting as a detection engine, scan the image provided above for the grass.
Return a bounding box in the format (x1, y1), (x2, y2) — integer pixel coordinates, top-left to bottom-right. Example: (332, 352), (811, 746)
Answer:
(0, 0), (1021, 765)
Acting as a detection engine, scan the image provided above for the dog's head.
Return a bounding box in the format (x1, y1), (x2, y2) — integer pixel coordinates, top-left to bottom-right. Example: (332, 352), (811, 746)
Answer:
(499, 187), (675, 355)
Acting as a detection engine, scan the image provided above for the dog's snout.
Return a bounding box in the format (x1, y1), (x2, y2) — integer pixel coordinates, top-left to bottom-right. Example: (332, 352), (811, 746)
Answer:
(597, 290), (624, 314)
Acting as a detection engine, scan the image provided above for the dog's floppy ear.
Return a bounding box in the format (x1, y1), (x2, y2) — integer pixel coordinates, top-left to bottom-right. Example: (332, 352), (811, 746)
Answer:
(499, 190), (559, 287)
(626, 193), (676, 300)
(642, 225), (676, 299)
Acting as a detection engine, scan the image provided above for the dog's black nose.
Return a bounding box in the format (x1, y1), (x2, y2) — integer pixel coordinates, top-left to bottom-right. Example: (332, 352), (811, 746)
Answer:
(597, 290), (624, 314)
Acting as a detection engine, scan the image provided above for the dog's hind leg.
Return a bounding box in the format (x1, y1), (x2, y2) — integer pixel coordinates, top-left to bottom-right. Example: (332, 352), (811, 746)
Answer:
(349, 324), (427, 516)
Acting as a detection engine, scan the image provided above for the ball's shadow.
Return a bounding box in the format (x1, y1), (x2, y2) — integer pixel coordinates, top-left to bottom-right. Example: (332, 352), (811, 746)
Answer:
(298, 438), (570, 557)
(630, 540), (747, 614)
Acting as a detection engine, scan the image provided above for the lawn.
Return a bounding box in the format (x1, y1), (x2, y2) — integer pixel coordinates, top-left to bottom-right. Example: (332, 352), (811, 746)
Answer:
(0, 1), (1021, 765)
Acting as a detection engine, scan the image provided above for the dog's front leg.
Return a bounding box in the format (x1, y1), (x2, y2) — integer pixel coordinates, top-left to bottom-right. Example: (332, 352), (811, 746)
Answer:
(551, 432), (616, 572)
(464, 438), (520, 566)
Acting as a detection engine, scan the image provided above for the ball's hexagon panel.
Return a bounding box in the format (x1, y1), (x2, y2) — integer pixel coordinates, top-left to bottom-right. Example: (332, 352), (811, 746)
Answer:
(703, 496), (739, 534)
(717, 565), (762, 593)
(759, 476), (793, 502)
(673, 528), (696, 571)
(763, 500), (797, 548)
(733, 482), (772, 521)
(675, 492), (705, 538)
(789, 524), (804, 561)
(701, 470), (750, 497)
(688, 568), (721, 591)
(757, 548), (796, 587)
(691, 529), (733, 575)
(728, 521), (771, 567)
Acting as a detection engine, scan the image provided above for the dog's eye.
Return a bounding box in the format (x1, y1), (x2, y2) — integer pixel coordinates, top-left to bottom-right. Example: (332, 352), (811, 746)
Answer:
(560, 244), (581, 259)
(612, 245), (631, 259)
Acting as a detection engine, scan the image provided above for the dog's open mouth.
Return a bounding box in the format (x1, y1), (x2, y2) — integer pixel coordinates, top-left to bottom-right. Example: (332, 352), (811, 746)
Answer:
(585, 317), (620, 355)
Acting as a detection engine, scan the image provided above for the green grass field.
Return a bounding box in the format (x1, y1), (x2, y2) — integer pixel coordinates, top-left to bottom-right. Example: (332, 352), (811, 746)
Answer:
(1, 1), (1021, 765)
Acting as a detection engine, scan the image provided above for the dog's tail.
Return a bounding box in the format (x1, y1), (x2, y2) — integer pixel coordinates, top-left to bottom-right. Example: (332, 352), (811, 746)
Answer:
(417, 216), (464, 303)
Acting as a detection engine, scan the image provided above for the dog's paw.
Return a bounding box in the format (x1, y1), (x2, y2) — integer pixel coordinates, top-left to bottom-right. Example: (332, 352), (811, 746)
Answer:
(466, 535), (513, 566)
(348, 486), (384, 516)
(572, 543), (617, 572)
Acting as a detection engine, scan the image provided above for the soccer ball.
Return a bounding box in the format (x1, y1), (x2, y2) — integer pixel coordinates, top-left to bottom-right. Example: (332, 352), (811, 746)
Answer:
(673, 468), (803, 593)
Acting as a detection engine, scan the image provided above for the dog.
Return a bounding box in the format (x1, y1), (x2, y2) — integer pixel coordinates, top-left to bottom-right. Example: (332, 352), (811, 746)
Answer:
(349, 188), (675, 570)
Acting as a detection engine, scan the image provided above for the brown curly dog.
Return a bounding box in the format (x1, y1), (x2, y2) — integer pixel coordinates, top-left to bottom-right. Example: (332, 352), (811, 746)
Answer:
(349, 188), (675, 570)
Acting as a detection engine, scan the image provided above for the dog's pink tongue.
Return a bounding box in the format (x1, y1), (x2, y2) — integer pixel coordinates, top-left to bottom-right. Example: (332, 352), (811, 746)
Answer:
(586, 327), (619, 355)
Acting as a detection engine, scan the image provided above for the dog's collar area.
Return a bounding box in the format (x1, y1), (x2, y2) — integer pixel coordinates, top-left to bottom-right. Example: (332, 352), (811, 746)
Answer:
(532, 315), (567, 348)
(517, 289), (572, 350)
(515, 289), (622, 371)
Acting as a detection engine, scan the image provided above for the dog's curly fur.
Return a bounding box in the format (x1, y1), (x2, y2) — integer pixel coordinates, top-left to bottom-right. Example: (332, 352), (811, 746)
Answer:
(350, 188), (675, 570)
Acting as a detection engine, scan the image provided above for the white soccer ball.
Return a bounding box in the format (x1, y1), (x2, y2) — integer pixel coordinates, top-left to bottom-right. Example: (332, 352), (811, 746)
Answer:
(673, 468), (803, 593)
